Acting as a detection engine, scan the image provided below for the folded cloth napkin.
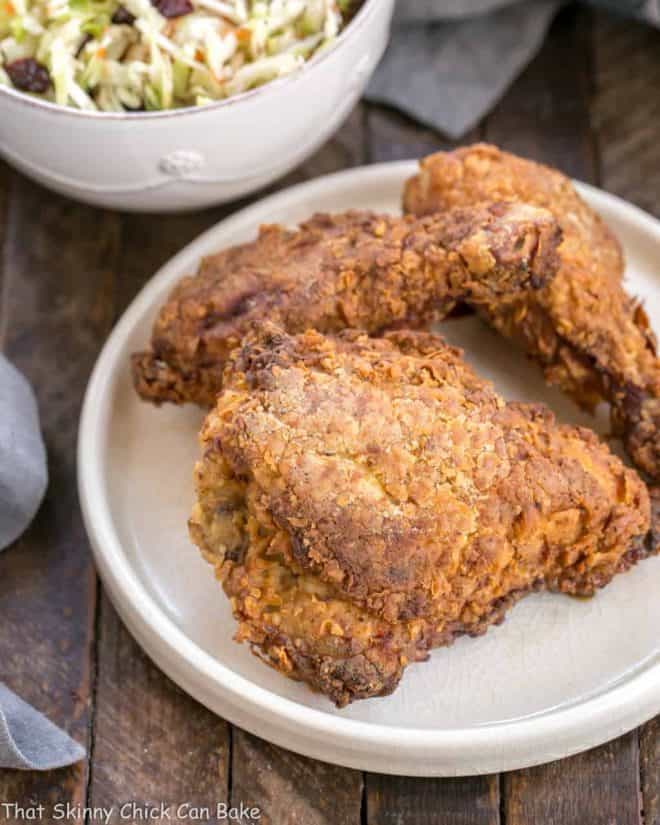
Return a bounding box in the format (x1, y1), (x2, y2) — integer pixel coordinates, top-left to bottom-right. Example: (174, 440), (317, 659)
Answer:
(1, 355), (83, 769)
(0, 355), (47, 550)
(365, 0), (660, 139)
(0, 684), (85, 770)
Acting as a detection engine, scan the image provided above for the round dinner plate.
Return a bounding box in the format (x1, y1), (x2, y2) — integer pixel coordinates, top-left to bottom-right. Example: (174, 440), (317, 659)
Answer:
(78, 161), (660, 776)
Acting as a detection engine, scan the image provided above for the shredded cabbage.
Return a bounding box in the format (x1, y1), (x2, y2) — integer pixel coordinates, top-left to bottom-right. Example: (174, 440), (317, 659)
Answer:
(0, 0), (352, 110)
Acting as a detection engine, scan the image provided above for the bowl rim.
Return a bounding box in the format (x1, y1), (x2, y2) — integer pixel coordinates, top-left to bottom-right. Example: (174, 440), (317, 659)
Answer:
(0, 0), (382, 121)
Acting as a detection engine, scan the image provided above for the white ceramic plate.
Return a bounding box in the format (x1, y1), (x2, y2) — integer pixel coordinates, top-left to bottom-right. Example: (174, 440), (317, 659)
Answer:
(79, 162), (660, 776)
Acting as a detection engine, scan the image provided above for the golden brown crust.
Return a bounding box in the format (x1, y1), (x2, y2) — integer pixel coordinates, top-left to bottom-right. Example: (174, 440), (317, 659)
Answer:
(403, 142), (660, 480)
(189, 326), (654, 705)
(133, 204), (561, 407)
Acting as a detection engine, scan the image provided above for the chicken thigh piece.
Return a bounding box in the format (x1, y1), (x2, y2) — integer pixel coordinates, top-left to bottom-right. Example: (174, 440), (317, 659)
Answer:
(133, 203), (560, 407)
(189, 325), (656, 706)
(404, 143), (660, 480)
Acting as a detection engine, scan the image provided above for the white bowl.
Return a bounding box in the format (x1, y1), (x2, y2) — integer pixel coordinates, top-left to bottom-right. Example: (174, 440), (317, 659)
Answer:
(0, 0), (394, 212)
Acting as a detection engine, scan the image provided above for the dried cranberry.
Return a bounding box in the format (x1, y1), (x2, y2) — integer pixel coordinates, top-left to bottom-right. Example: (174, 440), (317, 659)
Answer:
(6, 58), (50, 94)
(111, 5), (136, 23)
(152, 0), (192, 18)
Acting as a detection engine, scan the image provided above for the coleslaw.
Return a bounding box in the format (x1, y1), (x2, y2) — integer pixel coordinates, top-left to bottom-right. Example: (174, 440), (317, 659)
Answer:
(0, 0), (355, 111)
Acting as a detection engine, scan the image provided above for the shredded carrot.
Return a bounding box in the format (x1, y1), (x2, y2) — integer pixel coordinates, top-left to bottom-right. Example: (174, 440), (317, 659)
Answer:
(4, 2), (15, 14)
(236, 27), (251, 43)
(195, 48), (204, 62)
(96, 47), (106, 58)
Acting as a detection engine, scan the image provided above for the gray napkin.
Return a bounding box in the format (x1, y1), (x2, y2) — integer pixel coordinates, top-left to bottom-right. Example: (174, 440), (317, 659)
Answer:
(365, 0), (660, 139)
(0, 355), (47, 549)
(0, 684), (85, 770)
(1, 355), (84, 769)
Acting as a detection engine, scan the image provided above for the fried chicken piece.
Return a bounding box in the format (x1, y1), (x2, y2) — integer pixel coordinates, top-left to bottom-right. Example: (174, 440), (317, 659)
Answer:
(404, 143), (660, 480)
(133, 204), (561, 407)
(189, 325), (656, 706)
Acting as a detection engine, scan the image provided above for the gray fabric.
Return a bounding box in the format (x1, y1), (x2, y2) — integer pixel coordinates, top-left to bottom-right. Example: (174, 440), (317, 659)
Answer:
(368, 0), (559, 139)
(394, 0), (522, 21)
(365, 0), (660, 139)
(0, 683), (85, 770)
(0, 354), (47, 550)
(1, 357), (82, 769)
(588, 0), (659, 25)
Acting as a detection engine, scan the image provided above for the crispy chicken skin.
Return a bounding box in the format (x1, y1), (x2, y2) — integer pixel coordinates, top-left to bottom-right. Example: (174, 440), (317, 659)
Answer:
(404, 143), (660, 480)
(133, 203), (561, 407)
(189, 325), (656, 706)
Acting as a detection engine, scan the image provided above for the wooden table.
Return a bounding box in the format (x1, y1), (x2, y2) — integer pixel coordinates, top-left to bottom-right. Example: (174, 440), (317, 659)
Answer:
(1, 6), (658, 824)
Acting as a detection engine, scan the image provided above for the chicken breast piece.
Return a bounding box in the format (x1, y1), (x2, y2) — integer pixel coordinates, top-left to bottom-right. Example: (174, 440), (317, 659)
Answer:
(189, 325), (656, 706)
(133, 203), (560, 407)
(404, 143), (660, 480)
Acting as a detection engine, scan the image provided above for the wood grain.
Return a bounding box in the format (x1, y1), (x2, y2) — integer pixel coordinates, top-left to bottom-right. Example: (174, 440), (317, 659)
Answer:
(113, 208), (229, 314)
(365, 106), (474, 164)
(88, 594), (230, 823)
(503, 735), (641, 825)
(0, 175), (120, 820)
(231, 731), (363, 825)
(366, 775), (500, 825)
(591, 13), (660, 216)
(641, 717), (660, 825)
(283, 105), (367, 183)
(591, 16), (660, 825)
(484, 5), (597, 182)
(0, 162), (11, 318)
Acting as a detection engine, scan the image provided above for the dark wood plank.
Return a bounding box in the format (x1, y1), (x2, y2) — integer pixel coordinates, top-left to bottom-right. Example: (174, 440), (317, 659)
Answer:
(484, 5), (597, 182)
(0, 161), (11, 274)
(231, 730), (363, 825)
(591, 15), (660, 824)
(366, 104), (482, 164)
(503, 734), (641, 825)
(0, 175), (121, 819)
(113, 208), (229, 314)
(88, 593), (230, 821)
(366, 775), (500, 825)
(641, 717), (660, 825)
(0, 162), (11, 339)
(285, 105), (367, 182)
(591, 12), (660, 216)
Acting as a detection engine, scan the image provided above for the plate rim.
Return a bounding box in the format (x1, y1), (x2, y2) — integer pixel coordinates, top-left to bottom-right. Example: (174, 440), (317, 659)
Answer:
(78, 160), (660, 775)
